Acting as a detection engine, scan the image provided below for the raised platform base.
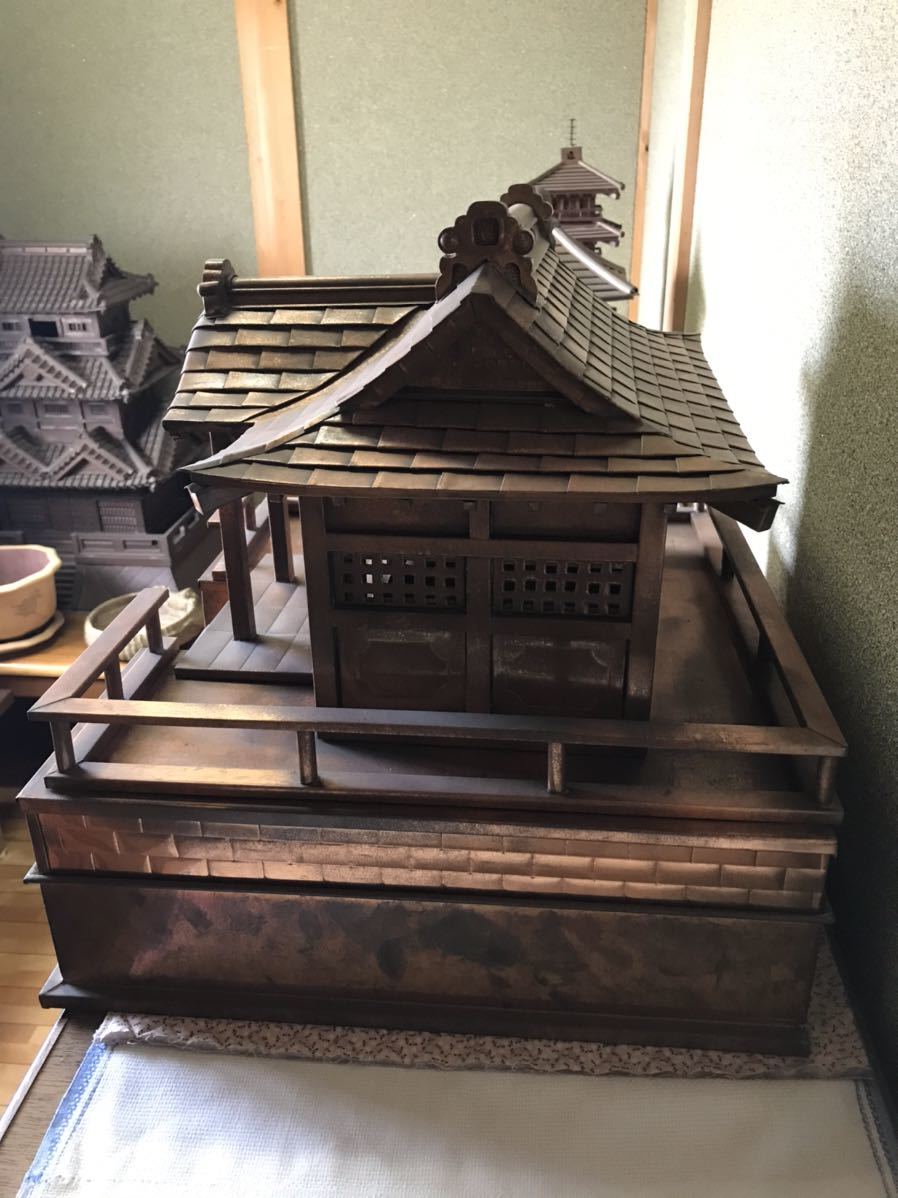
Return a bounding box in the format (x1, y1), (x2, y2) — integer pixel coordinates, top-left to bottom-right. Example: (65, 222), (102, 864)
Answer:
(32, 871), (826, 1055)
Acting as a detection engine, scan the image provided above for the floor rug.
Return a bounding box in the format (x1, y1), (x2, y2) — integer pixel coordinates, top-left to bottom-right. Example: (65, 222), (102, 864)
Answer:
(97, 939), (869, 1080)
(18, 1042), (897, 1198)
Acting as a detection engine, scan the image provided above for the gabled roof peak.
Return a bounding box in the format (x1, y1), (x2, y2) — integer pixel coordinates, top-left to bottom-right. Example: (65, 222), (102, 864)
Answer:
(436, 196), (546, 304)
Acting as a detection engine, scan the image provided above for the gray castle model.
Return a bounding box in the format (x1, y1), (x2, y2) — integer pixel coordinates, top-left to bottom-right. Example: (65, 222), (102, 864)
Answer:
(0, 237), (215, 608)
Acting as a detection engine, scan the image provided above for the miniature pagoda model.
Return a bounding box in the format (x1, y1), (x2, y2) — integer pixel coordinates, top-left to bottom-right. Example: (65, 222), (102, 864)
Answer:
(20, 185), (845, 1056)
(0, 237), (215, 608)
(530, 136), (633, 299)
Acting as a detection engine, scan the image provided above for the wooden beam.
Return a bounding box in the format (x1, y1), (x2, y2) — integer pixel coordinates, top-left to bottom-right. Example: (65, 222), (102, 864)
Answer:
(628, 0), (658, 322)
(30, 696), (843, 758)
(267, 494), (295, 583)
(40, 761), (840, 827)
(233, 0), (306, 274)
(663, 0), (713, 331)
(31, 587), (168, 712)
(218, 498), (257, 642)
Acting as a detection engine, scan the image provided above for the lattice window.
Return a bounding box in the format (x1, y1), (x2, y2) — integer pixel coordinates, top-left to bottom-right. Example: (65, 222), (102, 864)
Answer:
(492, 558), (634, 618)
(331, 552), (465, 610)
(99, 500), (140, 532)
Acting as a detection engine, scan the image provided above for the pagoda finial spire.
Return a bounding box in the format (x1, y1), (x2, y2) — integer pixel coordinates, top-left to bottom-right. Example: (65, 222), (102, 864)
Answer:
(568, 117), (576, 147)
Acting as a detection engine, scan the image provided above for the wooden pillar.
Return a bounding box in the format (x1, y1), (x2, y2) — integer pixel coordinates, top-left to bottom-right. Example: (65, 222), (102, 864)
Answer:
(298, 497), (339, 704)
(624, 503), (669, 719)
(219, 498), (257, 642)
(464, 500), (492, 712)
(268, 494), (295, 583)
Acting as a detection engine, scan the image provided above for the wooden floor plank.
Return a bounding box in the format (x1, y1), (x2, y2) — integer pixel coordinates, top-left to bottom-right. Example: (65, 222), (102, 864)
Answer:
(0, 810), (58, 1113)
(177, 550), (312, 683)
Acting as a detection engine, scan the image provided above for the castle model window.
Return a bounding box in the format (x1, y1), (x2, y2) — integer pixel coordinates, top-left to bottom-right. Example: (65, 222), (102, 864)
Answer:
(28, 319), (59, 338)
(99, 500), (140, 532)
(1, 320), (21, 332)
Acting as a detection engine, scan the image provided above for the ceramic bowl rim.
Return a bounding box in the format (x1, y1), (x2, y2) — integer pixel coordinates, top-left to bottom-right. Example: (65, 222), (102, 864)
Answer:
(0, 544), (62, 594)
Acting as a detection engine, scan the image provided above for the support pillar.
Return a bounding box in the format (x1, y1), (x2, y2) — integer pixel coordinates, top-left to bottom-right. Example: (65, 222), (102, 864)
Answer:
(219, 497), (257, 642)
(268, 494), (295, 583)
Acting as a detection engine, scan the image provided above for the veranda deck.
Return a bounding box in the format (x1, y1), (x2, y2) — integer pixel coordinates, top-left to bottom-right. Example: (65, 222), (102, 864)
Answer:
(175, 550), (312, 684)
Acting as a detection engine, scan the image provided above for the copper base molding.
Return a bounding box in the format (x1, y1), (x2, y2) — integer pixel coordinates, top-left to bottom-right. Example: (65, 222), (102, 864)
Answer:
(31, 871), (825, 1055)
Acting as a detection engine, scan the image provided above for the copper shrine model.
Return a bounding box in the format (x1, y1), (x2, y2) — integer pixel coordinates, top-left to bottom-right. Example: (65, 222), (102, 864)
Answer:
(18, 185), (844, 1055)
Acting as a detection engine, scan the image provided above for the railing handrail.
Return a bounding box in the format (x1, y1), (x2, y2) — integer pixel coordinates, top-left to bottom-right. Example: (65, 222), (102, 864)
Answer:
(32, 586), (169, 713)
(709, 511), (846, 749)
(31, 695), (845, 758)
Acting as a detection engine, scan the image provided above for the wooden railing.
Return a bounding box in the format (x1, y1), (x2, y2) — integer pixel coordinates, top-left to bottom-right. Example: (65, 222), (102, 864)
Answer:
(28, 515), (846, 811)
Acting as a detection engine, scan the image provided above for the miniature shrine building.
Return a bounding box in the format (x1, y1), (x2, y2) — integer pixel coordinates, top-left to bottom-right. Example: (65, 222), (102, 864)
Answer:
(172, 185), (781, 721)
(0, 237), (215, 607)
(22, 184), (844, 1053)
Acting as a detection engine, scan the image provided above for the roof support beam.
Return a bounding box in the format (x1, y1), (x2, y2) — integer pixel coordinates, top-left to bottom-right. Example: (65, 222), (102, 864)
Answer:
(233, 0), (306, 275)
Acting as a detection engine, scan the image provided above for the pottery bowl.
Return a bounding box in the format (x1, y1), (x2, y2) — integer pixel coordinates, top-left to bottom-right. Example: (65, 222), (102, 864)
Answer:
(85, 587), (202, 661)
(0, 544), (61, 642)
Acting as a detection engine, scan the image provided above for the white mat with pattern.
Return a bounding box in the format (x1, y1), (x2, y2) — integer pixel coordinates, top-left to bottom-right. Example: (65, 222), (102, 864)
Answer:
(19, 1042), (897, 1197)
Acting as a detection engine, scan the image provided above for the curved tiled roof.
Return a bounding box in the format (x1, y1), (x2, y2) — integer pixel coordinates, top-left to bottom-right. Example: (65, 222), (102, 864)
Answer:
(184, 191), (783, 529)
(530, 148), (624, 197)
(0, 237), (154, 315)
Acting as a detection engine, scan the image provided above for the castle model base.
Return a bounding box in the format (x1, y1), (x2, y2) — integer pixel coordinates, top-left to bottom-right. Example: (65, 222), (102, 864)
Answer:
(19, 512), (843, 1056)
(32, 867), (825, 1055)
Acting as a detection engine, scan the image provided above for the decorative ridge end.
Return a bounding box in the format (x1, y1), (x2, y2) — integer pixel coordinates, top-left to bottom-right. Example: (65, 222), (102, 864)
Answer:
(198, 258), (237, 317)
(436, 199), (538, 303)
(500, 183), (554, 224)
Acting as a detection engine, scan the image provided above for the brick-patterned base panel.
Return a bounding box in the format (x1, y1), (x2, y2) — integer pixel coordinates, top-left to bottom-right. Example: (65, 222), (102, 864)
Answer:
(37, 812), (829, 912)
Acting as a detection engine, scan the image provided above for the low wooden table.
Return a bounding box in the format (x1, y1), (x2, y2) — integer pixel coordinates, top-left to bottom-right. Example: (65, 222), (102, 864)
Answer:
(0, 615), (96, 701)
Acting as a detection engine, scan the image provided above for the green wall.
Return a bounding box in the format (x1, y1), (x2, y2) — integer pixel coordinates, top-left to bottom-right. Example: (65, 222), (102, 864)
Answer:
(684, 0), (898, 1083)
(0, 2), (647, 339)
(0, 0), (255, 346)
(290, 0), (645, 279)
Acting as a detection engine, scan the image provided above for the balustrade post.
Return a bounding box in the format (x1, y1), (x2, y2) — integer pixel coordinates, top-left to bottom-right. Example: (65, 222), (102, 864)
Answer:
(547, 742), (566, 794)
(104, 656), (123, 700)
(816, 756), (837, 807)
(145, 609), (164, 654)
(51, 721), (76, 773)
(297, 731), (318, 786)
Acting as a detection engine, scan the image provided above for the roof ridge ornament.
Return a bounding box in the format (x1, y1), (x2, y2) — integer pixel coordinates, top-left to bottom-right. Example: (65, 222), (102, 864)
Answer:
(199, 258), (237, 317)
(499, 183), (553, 222)
(436, 200), (538, 303)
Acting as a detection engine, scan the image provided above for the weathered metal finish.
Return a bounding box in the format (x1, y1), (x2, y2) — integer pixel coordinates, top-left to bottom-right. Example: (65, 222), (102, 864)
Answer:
(36, 875), (824, 1053)
(547, 742), (566, 794)
(19, 517), (844, 1052)
(104, 657), (123, 701)
(297, 731), (318, 786)
(49, 722), (75, 775)
(34, 803), (831, 911)
(218, 498), (256, 643)
(267, 494), (295, 584)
